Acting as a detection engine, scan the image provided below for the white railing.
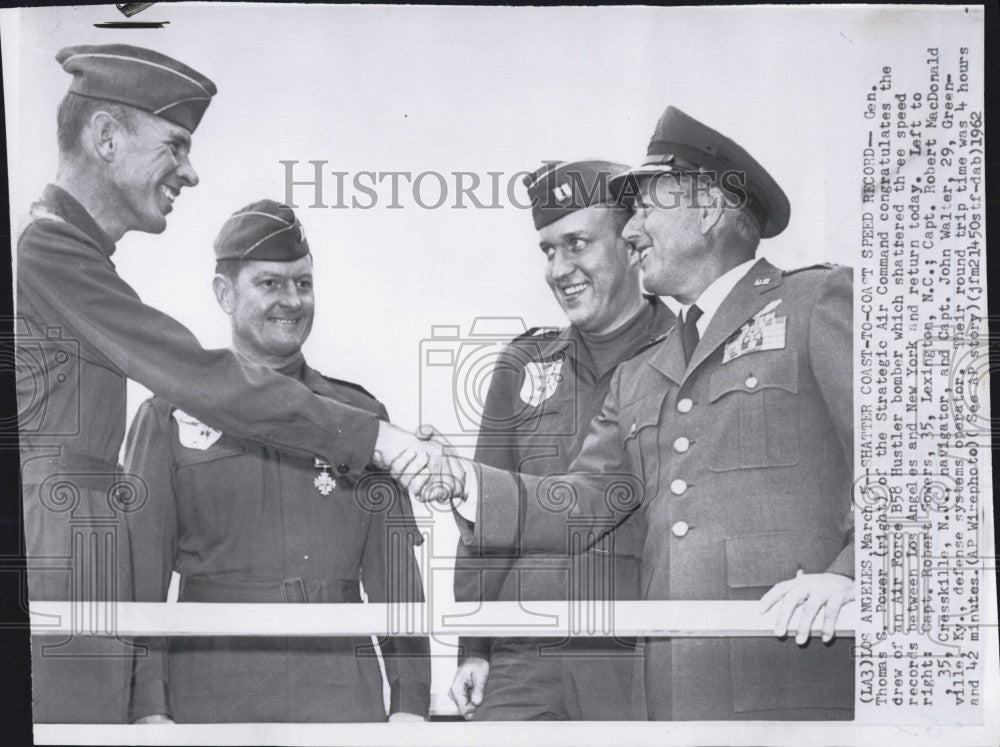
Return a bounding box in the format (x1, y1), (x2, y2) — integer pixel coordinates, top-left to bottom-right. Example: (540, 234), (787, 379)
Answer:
(28, 600), (858, 744)
(29, 599), (857, 638)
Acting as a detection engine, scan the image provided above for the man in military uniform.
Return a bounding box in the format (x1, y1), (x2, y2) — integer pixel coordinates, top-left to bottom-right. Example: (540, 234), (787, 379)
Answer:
(124, 200), (430, 723)
(449, 161), (674, 720)
(413, 107), (855, 720)
(15, 44), (449, 723)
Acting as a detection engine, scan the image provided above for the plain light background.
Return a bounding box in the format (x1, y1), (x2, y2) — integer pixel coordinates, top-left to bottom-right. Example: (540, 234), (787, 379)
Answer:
(2, 1), (984, 719)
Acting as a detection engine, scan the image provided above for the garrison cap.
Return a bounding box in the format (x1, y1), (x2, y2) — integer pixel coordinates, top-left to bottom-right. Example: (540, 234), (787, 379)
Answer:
(56, 44), (217, 133)
(524, 160), (631, 230)
(611, 106), (790, 238)
(214, 200), (310, 262)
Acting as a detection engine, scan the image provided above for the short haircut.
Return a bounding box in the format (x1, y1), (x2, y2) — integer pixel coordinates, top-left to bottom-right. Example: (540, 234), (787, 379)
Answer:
(671, 173), (762, 251)
(214, 258), (245, 282)
(56, 93), (139, 155)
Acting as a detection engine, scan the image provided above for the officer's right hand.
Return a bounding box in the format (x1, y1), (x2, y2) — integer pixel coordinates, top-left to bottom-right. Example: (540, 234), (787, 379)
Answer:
(372, 421), (466, 503)
(448, 656), (489, 720)
(133, 714), (174, 724)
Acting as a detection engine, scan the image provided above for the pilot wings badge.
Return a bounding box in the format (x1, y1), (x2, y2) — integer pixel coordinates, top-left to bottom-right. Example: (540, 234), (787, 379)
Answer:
(172, 409), (223, 450)
(519, 358), (564, 407)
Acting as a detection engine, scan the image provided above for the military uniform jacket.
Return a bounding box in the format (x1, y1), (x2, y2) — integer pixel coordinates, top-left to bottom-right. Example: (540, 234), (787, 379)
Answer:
(453, 298), (674, 661)
(124, 360), (430, 722)
(471, 259), (854, 719)
(16, 184), (383, 587)
(13, 186), (375, 722)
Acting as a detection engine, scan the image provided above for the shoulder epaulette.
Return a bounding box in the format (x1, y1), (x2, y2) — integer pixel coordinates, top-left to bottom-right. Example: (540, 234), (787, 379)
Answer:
(783, 262), (837, 276)
(629, 326), (675, 359)
(511, 325), (562, 343)
(320, 374), (378, 402)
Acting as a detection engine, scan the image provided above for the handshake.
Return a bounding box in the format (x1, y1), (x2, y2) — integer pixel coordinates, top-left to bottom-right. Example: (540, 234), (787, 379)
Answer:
(372, 420), (469, 504)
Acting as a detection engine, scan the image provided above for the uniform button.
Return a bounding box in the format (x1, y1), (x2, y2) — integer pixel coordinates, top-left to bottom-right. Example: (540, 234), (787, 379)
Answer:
(673, 437), (690, 453)
(745, 376), (758, 389)
(671, 521), (690, 537)
(629, 422), (638, 436)
(337, 463), (350, 474)
(303, 555), (309, 560)
(670, 479), (687, 495)
(677, 398), (693, 413)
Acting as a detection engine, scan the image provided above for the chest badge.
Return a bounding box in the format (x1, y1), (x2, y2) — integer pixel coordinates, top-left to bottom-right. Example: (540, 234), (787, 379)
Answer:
(519, 358), (564, 407)
(172, 409), (222, 450)
(723, 299), (787, 364)
(313, 457), (336, 496)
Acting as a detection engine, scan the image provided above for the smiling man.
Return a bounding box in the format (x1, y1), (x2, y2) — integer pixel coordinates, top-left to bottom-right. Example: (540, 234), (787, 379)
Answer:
(428, 108), (855, 721)
(16, 43), (446, 724)
(449, 161), (674, 721)
(124, 201), (430, 724)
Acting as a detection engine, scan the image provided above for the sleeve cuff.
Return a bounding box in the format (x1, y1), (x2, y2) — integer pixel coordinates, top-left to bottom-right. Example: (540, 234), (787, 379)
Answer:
(459, 636), (491, 662)
(129, 678), (170, 722)
(471, 463), (521, 552)
(332, 410), (380, 481)
(389, 684), (430, 718)
(825, 543), (854, 579)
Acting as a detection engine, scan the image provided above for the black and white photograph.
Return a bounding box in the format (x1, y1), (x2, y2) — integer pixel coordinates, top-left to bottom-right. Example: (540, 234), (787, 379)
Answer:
(0, 3), (995, 745)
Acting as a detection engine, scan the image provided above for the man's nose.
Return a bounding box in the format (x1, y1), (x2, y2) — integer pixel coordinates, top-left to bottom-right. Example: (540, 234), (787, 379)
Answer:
(550, 248), (575, 279)
(278, 283), (304, 309)
(176, 153), (199, 188)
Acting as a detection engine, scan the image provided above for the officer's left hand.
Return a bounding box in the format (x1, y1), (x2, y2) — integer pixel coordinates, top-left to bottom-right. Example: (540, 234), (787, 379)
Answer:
(759, 572), (854, 645)
(388, 712), (425, 722)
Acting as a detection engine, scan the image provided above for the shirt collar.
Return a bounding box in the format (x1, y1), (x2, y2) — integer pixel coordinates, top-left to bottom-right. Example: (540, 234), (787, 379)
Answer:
(38, 184), (116, 258)
(667, 258), (758, 337)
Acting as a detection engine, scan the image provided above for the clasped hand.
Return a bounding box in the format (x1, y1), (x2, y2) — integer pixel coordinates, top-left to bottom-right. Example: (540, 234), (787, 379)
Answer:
(372, 421), (467, 503)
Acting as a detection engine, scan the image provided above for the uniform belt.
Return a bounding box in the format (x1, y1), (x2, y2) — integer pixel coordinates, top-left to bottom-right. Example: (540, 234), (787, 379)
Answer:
(179, 576), (363, 604)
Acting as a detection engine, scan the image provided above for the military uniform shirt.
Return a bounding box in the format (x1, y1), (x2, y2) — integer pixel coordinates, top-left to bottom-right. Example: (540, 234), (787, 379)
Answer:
(125, 358), (430, 722)
(454, 297), (675, 661)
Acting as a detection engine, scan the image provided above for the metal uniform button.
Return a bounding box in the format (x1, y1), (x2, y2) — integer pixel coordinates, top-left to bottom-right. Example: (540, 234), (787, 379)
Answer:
(673, 437), (690, 453)
(629, 422), (638, 436)
(745, 376), (758, 389)
(337, 463), (350, 475)
(677, 398), (693, 413)
(671, 521), (690, 537)
(670, 479), (687, 495)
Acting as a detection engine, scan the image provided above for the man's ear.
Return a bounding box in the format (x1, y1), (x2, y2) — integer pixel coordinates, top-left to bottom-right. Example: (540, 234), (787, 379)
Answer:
(212, 274), (235, 315)
(88, 111), (124, 163)
(699, 185), (725, 235)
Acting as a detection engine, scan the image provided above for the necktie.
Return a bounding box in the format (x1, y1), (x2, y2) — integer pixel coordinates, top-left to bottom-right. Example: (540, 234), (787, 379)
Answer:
(681, 304), (703, 364)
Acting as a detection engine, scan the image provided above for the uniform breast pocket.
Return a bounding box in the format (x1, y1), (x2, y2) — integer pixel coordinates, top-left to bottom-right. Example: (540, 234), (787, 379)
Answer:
(707, 351), (800, 472)
(173, 443), (253, 533)
(619, 393), (664, 497)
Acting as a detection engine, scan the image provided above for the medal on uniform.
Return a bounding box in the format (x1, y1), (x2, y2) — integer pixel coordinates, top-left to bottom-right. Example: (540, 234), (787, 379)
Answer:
(723, 299), (787, 363)
(313, 457), (336, 496)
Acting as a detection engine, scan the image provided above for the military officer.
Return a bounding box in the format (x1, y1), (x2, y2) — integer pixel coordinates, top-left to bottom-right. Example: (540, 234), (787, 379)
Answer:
(449, 161), (674, 720)
(124, 200), (430, 723)
(15, 44), (448, 723)
(416, 107), (855, 720)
